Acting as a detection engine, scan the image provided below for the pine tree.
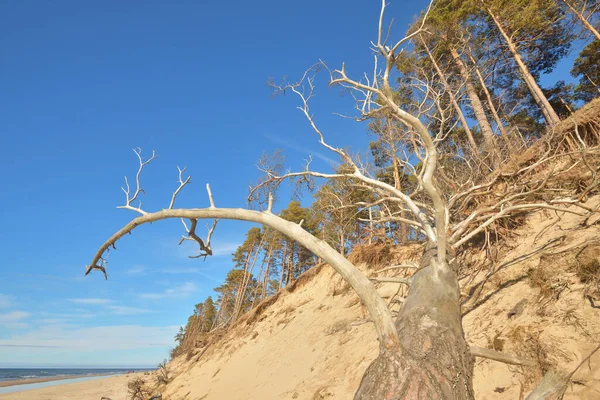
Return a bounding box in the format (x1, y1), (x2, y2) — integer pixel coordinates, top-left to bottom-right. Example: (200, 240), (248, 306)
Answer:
(571, 40), (600, 102)
(480, 0), (573, 125)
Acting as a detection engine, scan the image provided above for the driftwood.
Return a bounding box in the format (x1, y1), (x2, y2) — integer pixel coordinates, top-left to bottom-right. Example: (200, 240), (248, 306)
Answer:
(526, 343), (600, 399)
(470, 346), (536, 366)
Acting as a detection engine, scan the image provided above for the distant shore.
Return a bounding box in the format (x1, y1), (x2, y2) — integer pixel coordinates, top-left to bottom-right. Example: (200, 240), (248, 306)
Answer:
(0, 372), (147, 399)
(0, 374), (108, 388)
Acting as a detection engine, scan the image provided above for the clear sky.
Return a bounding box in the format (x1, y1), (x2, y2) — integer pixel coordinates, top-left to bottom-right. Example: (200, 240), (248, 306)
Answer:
(0, 0), (431, 368)
(0, 0), (581, 368)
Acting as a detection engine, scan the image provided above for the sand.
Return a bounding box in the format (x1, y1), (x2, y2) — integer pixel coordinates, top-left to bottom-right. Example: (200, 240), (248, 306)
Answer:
(157, 197), (600, 400)
(0, 372), (147, 400)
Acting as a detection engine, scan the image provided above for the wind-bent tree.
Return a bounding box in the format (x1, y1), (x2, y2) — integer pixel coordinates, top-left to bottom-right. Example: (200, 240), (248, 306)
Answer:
(86, 2), (597, 398)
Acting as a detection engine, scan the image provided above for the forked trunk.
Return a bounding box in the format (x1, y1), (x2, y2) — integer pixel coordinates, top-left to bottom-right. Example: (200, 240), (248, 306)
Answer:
(355, 245), (474, 399)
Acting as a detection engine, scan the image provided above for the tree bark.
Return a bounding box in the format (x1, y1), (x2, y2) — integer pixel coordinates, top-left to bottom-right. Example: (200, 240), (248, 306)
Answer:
(487, 8), (561, 126)
(355, 244), (474, 399)
(450, 46), (500, 167)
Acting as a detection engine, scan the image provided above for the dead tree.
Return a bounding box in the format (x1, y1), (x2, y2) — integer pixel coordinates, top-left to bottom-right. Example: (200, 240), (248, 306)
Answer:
(86, 1), (598, 399)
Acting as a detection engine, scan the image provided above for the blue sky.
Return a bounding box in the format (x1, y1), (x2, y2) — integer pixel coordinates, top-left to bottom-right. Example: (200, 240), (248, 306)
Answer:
(0, 0), (431, 368)
(0, 0), (585, 368)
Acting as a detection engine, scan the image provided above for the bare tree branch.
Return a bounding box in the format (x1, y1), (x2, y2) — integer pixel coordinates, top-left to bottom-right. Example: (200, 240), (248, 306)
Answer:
(117, 148), (156, 215)
(169, 166), (191, 209)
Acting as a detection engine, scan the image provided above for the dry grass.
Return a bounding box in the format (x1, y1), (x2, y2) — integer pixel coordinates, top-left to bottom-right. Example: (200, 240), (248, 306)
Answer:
(127, 378), (150, 400)
(286, 263), (326, 293)
(506, 327), (551, 377)
(347, 243), (394, 268)
(527, 263), (562, 300)
(156, 359), (170, 385)
(575, 244), (600, 301)
(243, 292), (281, 325)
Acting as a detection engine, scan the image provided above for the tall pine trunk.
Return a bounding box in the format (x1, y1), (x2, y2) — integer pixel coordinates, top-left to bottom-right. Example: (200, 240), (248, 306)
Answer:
(421, 39), (480, 157)
(487, 8), (561, 126)
(232, 247), (254, 321)
(450, 46), (500, 167)
(262, 245), (273, 300)
(279, 243), (287, 290)
(466, 50), (515, 152)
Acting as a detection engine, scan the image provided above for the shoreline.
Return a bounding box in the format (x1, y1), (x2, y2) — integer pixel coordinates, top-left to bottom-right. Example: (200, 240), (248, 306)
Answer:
(0, 373), (114, 388)
(0, 372), (148, 399)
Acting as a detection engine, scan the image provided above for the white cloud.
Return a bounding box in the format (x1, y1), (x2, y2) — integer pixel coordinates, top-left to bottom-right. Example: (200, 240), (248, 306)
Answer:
(138, 282), (198, 300)
(0, 324), (179, 350)
(264, 133), (341, 166)
(161, 267), (201, 274)
(0, 311), (31, 323)
(0, 311), (31, 329)
(108, 306), (152, 315)
(0, 294), (12, 308)
(68, 298), (112, 305)
(211, 242), (241, 257)
(125, 266), (146, 275)
(160, 267), (222, 283)
(38, 318), (72, 325)
(40, 311), (95, 320)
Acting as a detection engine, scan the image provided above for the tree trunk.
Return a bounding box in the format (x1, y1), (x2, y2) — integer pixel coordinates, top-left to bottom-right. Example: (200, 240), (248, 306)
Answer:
(487, 8), (561, 126)
(262, 245), (273, 300)
(211, 292), (229, 331)
(232, 248), (254, 321)
(561, 0), (600, 41)
(289, 246), (296, 284)
(355, 245), (474, 399)
(450, 47), (500, 167)
(421, 39), (480, 156)
(465, 50), (515, 153)
(469, 49), (508, 139)
(234, 238), (263, 320)
(279, 243), (287, 290)
(368, 208), (374, 245)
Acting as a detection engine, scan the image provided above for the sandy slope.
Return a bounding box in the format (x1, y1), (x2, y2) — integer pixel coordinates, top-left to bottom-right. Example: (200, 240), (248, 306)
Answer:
(0, 373), (147, 400)
(159, 197), (600, 400)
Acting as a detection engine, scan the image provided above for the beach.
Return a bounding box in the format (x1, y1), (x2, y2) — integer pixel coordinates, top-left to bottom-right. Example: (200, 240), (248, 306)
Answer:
(0, 374), (109, 388)
(0, 372), (148, 399)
